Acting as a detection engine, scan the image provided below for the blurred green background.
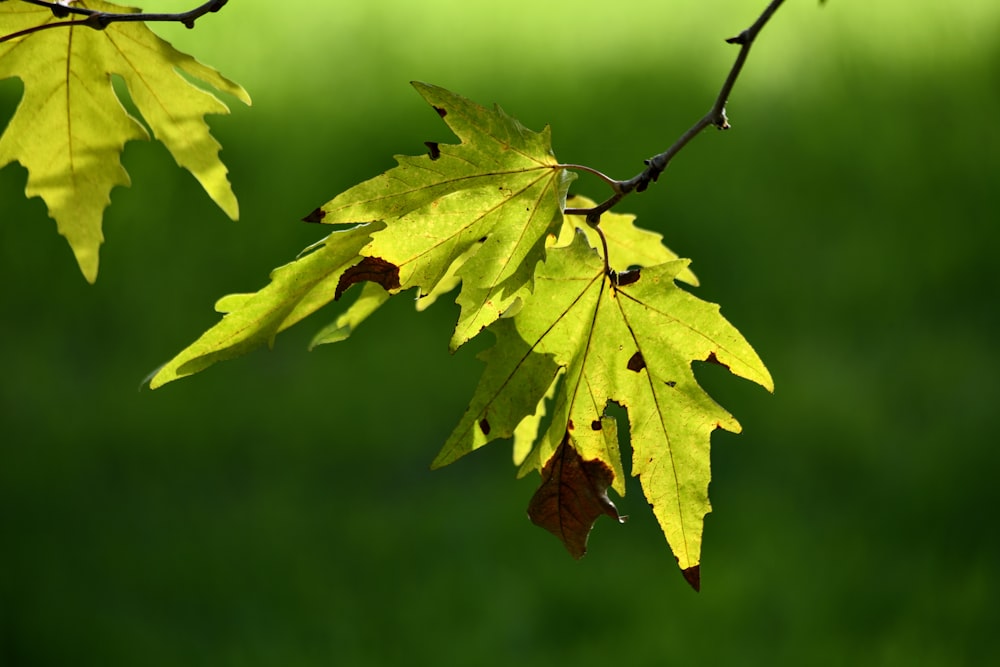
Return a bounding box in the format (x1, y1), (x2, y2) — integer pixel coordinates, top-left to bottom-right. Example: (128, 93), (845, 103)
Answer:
(2, 1), (998, 664)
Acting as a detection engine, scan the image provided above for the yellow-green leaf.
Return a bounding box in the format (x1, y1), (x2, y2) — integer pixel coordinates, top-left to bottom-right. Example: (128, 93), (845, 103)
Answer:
(435, 231), (772, 580)
(0, 1), (250, 282)
(311, 82), (574, 350)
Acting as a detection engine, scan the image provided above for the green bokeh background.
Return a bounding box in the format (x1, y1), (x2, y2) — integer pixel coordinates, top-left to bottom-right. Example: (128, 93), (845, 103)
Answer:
(2, 1), (998, 664)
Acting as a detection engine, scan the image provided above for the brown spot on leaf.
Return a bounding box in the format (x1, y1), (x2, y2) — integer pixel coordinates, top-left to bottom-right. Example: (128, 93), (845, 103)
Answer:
(479, 418), (491, 435)
(682, 565), (701, 592)
(704, 352), (730, 370)
(567, 419), (575, 431)
(424, 141), (441, 160)
(591, 420), (602, 431)
(433, 106), (447, 118)
(627, 352), (646, 373)
(302, 208), (326, 223)
(527, 435), (624, 559)
(665, 380), (677, 388)
(615, 269), (641, 287)
(335, 257), (401, 300)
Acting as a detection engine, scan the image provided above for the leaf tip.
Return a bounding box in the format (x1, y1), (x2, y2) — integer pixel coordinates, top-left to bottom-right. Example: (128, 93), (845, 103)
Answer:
(682, 565), (701, 592)
(303, 208), (326, 223)
(142, 362), (171, 391)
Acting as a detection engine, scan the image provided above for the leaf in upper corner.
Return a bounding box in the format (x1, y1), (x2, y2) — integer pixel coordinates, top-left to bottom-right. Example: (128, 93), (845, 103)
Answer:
(0, 1), (250, 282)
(148, 223), (384, 388)
(435, 231), (772, 584)
(310, 82), (574, 350)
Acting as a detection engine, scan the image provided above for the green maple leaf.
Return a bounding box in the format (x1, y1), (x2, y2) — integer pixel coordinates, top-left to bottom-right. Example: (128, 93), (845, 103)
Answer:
(309, 81), (574, 350)
(0, 1), (250, 282)
(434, 230), (773, 584)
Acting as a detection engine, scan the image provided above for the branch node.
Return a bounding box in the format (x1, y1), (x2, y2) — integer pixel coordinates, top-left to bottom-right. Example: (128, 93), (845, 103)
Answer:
(714, 109), (731, 130)
(726, 31), (749, 45)
(2, 0), (232, 40)
(521, 0), (785, 223)
(86, 14), (111, 30)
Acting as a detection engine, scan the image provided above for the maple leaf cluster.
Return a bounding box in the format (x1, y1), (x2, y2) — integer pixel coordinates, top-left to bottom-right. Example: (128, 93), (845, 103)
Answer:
(147, 84), (773, 586)
(0, 0), (774, 588)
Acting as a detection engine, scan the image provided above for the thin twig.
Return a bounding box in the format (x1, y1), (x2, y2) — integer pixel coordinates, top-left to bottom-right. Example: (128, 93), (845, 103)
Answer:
(0, 0), (228, 44)
(565, 0), (786, 223)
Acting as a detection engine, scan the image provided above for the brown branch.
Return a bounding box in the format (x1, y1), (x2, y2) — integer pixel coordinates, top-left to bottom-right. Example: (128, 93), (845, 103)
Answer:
(564, 0), (787, 223)
(0, 0), (229, 44)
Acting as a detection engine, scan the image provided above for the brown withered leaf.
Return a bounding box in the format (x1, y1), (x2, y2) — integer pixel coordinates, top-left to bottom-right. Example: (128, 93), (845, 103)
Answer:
(527, 434), (624, 558)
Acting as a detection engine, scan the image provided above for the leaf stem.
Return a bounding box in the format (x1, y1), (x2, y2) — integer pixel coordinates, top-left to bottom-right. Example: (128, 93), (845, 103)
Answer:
(0, 0), (229, 44)
(567, 0), (787, 224)
(555, 163), (621, 191)
(587, 218), (612, 278)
